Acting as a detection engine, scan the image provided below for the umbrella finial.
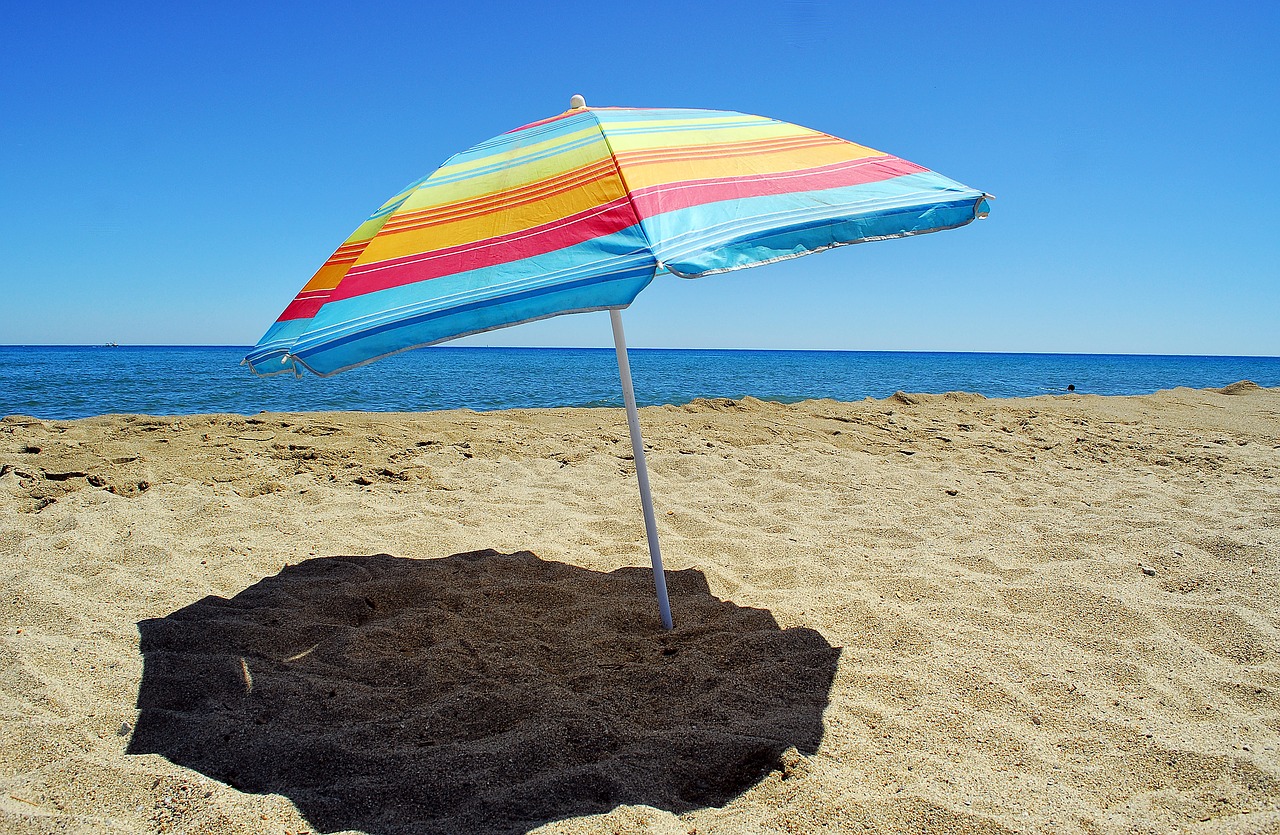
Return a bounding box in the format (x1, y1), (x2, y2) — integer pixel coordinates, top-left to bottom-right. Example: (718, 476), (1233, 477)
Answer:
(569, 94), (586, 110)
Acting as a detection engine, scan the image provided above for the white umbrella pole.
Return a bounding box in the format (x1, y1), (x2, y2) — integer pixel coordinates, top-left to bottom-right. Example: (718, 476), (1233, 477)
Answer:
(609, 308), (674, 630)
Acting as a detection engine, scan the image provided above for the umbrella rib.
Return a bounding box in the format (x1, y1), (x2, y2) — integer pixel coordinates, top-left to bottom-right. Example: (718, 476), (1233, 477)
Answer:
(590, 110), (659, 265)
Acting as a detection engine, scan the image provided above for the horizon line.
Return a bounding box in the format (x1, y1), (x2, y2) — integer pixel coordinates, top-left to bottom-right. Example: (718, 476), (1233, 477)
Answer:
(2, 344), (1278, 361)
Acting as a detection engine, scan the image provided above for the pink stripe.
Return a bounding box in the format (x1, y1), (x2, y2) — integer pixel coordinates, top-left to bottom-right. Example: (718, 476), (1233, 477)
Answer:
(325, 197), (640, 302)
(628, 156), (927, 219)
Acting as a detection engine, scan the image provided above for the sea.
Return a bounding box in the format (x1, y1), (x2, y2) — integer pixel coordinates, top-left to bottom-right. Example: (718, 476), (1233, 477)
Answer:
(1, 345), (1277, 421)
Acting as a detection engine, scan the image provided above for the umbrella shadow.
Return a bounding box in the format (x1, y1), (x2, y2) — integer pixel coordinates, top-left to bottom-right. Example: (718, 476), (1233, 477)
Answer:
(128, 550), (840, 834)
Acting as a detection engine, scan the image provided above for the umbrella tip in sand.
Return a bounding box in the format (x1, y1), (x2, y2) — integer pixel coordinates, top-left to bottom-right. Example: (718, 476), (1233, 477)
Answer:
(569, 94), (586, 109)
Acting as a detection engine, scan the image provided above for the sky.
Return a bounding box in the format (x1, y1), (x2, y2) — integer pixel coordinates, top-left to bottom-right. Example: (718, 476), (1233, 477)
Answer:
(2, 1), (1277, 356)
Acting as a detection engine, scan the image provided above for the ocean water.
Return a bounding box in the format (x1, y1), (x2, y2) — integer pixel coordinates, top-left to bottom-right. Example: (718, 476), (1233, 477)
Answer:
(1, 345), (1277, 421)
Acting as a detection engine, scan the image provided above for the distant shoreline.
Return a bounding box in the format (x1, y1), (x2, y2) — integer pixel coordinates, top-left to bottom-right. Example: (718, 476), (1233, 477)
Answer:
(3, 383), (1273, 426)
(3, 345), (1278, 421)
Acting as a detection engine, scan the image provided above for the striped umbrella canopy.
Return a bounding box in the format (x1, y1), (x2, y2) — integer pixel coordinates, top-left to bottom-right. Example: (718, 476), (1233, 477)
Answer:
(245, 97), (990, 629)
(245, 99), (988, 378)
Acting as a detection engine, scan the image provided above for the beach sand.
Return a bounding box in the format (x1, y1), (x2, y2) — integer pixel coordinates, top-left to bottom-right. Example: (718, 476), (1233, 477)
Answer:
(1, 384), (1278, 834)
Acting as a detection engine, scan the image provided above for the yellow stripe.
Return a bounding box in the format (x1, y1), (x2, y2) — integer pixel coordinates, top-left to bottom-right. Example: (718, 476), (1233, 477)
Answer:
(428, 125), (604, 183)
(354, 167), (629, 267)
(617, 141), (884, 191)
(384, 158), (619, 232)
(297, 212), (398, 292)
(394, 142), (615, 219)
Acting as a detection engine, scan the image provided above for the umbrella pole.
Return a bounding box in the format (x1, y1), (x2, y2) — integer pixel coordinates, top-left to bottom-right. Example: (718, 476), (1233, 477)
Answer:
(609, 308), (674, 630)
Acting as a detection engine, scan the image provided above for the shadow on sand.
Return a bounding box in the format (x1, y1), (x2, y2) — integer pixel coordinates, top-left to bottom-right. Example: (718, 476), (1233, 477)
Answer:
(129, 550), (840, 834)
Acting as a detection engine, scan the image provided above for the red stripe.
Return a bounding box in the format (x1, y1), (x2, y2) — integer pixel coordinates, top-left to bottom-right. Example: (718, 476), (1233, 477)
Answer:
(312, 243), (368, 272)
(326, 197), (641, 302)
(279, 294), (330, 322)
(628, 156), (927, 219)
(321, 253), (362, 266)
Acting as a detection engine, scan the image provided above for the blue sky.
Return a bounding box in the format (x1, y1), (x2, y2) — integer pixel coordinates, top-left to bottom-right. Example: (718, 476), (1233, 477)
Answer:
(2, 1), (1277, 356)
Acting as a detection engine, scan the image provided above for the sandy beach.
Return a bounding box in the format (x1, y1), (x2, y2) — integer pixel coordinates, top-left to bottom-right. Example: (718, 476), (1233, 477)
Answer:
(1, 384), (1277, 834)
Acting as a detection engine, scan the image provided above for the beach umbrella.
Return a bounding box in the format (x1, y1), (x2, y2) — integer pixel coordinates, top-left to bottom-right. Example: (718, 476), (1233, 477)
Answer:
(245, 96), (990, 629)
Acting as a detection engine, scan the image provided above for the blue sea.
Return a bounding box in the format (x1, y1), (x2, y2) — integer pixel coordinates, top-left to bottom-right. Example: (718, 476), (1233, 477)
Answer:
(1, 345), (1277, 421)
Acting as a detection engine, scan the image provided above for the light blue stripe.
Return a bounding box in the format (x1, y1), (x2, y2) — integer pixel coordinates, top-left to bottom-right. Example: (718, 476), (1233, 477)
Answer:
(637, 171), (984, 276)
(467, 111), (598, 152)
(592, 107), (758, 123)
(594, 120), (780, 137)
(293, 249), (654, 349)
(244, 317), (315, 374)
(293, 269), (655, 376)
(345, 115), (608, 224)
(413, 132), (608, 192)
(280, 225), (654, 362)
(448, 111), (599, 163)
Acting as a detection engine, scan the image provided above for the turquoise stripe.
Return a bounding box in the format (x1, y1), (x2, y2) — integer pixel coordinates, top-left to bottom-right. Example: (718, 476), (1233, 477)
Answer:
(414, 131), (609, 192)
(468, 111), (598, 152)
(244, 317), (315, 375)
(293, 269), (655, 376)
(672, 200), (982, 277)
(592, 107), (757, 123)
(594, 107), (779, 133)
(593, 119), (780, 137)
(294, 225), (651, 344)
(284, 225), (655, 363)
(449, 111), (598, 162)
(638, 171), (983, 276)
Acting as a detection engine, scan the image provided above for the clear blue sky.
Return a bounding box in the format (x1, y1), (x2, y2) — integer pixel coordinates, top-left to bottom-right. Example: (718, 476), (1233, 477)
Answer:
(2, 1), (1277, 356)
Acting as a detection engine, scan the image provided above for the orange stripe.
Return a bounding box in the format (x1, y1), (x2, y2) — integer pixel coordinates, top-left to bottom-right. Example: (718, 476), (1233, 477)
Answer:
(383, 158), (618, 231)
(354, 173), (631, 266)
(312, 251), (362, 270)
(379, 166), (621, 238)
(299, 259), (361, 293)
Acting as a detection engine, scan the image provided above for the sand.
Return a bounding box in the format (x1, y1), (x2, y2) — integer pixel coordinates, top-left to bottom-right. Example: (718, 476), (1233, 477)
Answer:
(1, 384), (1278, 834)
